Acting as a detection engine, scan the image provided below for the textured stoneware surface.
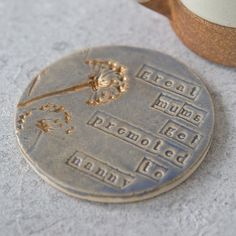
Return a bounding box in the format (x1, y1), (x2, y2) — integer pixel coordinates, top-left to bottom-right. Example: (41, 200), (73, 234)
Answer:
(0, 0), (236, 235)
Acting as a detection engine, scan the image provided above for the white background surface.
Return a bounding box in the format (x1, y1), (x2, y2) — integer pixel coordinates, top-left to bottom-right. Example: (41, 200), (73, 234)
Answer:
(0, 0), (236, 235)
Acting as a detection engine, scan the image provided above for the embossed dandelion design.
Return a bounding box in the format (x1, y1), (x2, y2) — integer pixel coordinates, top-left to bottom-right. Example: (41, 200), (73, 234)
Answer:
(17, 59), (129, 139)
(85, 59), (128, 105)
(16, 103), (75, 135)
(18, 59), (129, 109)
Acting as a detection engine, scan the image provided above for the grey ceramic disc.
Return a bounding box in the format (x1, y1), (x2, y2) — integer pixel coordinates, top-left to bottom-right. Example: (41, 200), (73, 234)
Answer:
(15, 46), (214, 203)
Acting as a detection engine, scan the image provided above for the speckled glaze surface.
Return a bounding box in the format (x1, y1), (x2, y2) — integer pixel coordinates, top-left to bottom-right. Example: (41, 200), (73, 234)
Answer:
(15, 46), (214, 203)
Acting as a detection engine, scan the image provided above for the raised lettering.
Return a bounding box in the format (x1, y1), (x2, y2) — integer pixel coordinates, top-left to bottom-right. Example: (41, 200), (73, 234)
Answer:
(126, 131), (139, 142)
(105, 122), (116, 130)
(84, 161), (93, 170)
(177, 132), (186, 140)
(180, 108), (192, 118)
(136, 64), (201, 100)
(67, 151), (135, 189)
(88, 116), (104, 127)
(137, 157), (168, 181)
(140, 138), (150, 146)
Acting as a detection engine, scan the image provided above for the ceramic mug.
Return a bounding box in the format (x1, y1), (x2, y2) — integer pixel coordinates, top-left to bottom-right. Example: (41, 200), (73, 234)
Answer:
(139, 0), (236, 67)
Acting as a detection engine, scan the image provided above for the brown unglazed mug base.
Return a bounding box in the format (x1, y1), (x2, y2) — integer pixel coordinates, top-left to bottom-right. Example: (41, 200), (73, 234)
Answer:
(141, 0), (236, 67)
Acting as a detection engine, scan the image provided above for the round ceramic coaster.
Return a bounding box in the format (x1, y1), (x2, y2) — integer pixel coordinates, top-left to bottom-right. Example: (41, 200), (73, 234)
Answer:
(15, 46), (214, 203)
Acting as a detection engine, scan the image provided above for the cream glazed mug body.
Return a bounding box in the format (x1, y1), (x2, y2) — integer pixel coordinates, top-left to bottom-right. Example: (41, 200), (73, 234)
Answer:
(139, 0), (236, 67)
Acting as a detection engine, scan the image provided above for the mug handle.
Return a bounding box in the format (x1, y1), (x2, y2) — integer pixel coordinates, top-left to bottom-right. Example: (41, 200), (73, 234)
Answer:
(139, 0), (172, 19)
